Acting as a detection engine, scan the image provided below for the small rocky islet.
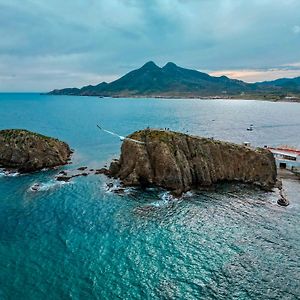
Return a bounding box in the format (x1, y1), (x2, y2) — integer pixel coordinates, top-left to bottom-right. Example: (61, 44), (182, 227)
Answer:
(1, 128), (289, 205)
(108, 129), (277, 195)
(0, 129), (72, 172)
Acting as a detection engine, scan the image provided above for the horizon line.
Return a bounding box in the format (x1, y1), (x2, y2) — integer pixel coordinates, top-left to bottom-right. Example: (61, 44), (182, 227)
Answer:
(1, 63), (300, 92)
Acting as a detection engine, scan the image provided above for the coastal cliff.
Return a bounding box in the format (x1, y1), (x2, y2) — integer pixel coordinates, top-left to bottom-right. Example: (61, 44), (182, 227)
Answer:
(109, 129), (277, 195)
(0, 129), (72, 172)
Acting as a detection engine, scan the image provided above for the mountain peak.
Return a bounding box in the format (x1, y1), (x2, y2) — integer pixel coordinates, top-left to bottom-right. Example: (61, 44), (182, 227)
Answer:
(141, 61), (160, 69)
(48, 61), (300, 98)
(163, 62), (178, 69)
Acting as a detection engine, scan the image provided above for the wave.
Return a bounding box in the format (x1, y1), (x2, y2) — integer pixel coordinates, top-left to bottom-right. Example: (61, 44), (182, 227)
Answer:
(0, 169), (20, 177)
(103, 180), (134, 194)
(28, 180), (71, 192)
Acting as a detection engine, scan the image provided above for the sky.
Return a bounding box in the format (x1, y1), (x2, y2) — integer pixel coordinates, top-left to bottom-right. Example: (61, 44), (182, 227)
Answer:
(1, 0), (300, 91)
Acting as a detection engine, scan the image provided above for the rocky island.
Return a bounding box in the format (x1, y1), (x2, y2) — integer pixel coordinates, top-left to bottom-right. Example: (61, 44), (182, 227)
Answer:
(109, 129), (277, 195)
(0, 129), (72, 172)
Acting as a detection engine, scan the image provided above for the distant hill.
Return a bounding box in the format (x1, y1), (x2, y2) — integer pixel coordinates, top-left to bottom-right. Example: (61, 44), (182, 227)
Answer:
(257, 77), (300, 93)
(48, 62), (300, 99)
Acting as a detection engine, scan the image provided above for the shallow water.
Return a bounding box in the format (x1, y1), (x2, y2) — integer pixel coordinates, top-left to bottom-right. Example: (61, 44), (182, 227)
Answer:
(0, 94), (300, 299)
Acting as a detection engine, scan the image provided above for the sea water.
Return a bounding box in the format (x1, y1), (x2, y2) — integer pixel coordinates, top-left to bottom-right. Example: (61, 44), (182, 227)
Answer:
(0, 93), (300, 299)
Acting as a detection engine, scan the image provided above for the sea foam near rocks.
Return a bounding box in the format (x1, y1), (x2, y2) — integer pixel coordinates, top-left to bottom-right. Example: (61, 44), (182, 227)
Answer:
(0, 169), (20, 177)
(28, 180), (71, 192)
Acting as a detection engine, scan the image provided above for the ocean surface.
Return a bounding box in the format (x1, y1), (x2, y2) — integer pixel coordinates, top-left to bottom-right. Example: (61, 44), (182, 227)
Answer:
(0, 93), (300, 300)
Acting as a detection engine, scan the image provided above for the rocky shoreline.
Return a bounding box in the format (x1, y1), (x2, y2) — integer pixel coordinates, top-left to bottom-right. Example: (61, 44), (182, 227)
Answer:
(1, 128), (291, 206)
(45, 93), (300, 103)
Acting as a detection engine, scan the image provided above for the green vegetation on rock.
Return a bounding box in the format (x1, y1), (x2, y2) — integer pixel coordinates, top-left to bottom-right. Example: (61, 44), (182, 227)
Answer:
(110, 129), (277, 195)
(0, 129), (72, 172)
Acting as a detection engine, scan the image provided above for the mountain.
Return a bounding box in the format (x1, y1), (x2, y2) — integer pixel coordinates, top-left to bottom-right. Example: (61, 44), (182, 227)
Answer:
(257, 77), (300, 93)
(48, 62), (300, 99)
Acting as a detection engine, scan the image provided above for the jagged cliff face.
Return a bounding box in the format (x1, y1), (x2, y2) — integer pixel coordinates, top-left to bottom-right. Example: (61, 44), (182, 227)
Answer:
(0, 129), (72, 172)
(110, 129), (277, 195)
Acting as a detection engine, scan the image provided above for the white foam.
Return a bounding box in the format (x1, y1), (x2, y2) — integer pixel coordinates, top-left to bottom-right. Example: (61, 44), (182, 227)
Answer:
(149, 200), (169, 207)
(28, 180), (71, 192)
(146, 191), (174, 207)
(6, 171), (20, 177)
(160, 191), (175, 202)
(0, 169), (20, 177)
(182, 191), (194, 198)
(104, 180), (122, 192)
(149, 190), (194, 207)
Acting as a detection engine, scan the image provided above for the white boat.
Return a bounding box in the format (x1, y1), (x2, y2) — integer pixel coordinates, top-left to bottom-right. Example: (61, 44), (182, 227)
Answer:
(247, 124), (254, 131)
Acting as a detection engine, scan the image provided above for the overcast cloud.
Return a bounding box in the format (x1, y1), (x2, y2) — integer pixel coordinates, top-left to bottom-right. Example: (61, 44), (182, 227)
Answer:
(1, 0), (300, 91)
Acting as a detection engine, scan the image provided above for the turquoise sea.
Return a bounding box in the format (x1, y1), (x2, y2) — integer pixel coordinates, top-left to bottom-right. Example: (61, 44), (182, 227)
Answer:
(0, 93), (300, 300)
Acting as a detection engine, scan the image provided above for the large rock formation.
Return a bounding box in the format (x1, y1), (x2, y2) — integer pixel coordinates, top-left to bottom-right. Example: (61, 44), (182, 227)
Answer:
(0, 129), (72, 172)
(109, 129), (277, 195)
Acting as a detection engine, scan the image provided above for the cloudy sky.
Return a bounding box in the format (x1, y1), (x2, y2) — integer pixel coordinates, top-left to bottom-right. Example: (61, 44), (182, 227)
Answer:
(1, 0), (300, 91)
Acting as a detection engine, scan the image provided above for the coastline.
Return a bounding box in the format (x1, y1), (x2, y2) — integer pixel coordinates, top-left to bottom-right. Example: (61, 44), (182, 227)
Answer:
(44, 92), (300, 103)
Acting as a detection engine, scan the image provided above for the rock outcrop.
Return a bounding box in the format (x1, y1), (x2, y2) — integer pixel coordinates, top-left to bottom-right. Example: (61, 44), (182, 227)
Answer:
(109, 129), (277, 195)
(0, 129), (72, 172)
(277, 189), (289, 206)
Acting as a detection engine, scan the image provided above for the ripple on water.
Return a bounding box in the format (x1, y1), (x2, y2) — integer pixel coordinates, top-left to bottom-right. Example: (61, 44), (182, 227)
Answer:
(1, 95), (300, 299)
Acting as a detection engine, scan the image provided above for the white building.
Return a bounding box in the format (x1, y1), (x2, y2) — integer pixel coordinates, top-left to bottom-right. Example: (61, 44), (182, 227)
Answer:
(268, 147), (300, 171)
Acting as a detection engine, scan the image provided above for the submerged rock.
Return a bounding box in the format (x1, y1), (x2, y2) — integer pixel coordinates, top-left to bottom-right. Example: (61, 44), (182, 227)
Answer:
(0, 129), (72, 172)
(109, 129), (277, 195)
(77, 166), (87, 171)
(277, 189), (289, 206)
(56, 176), (72, 182)
(95, 168), (111, 175)
(277, 197), (289, 207)
(30, 183), (41, 191)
